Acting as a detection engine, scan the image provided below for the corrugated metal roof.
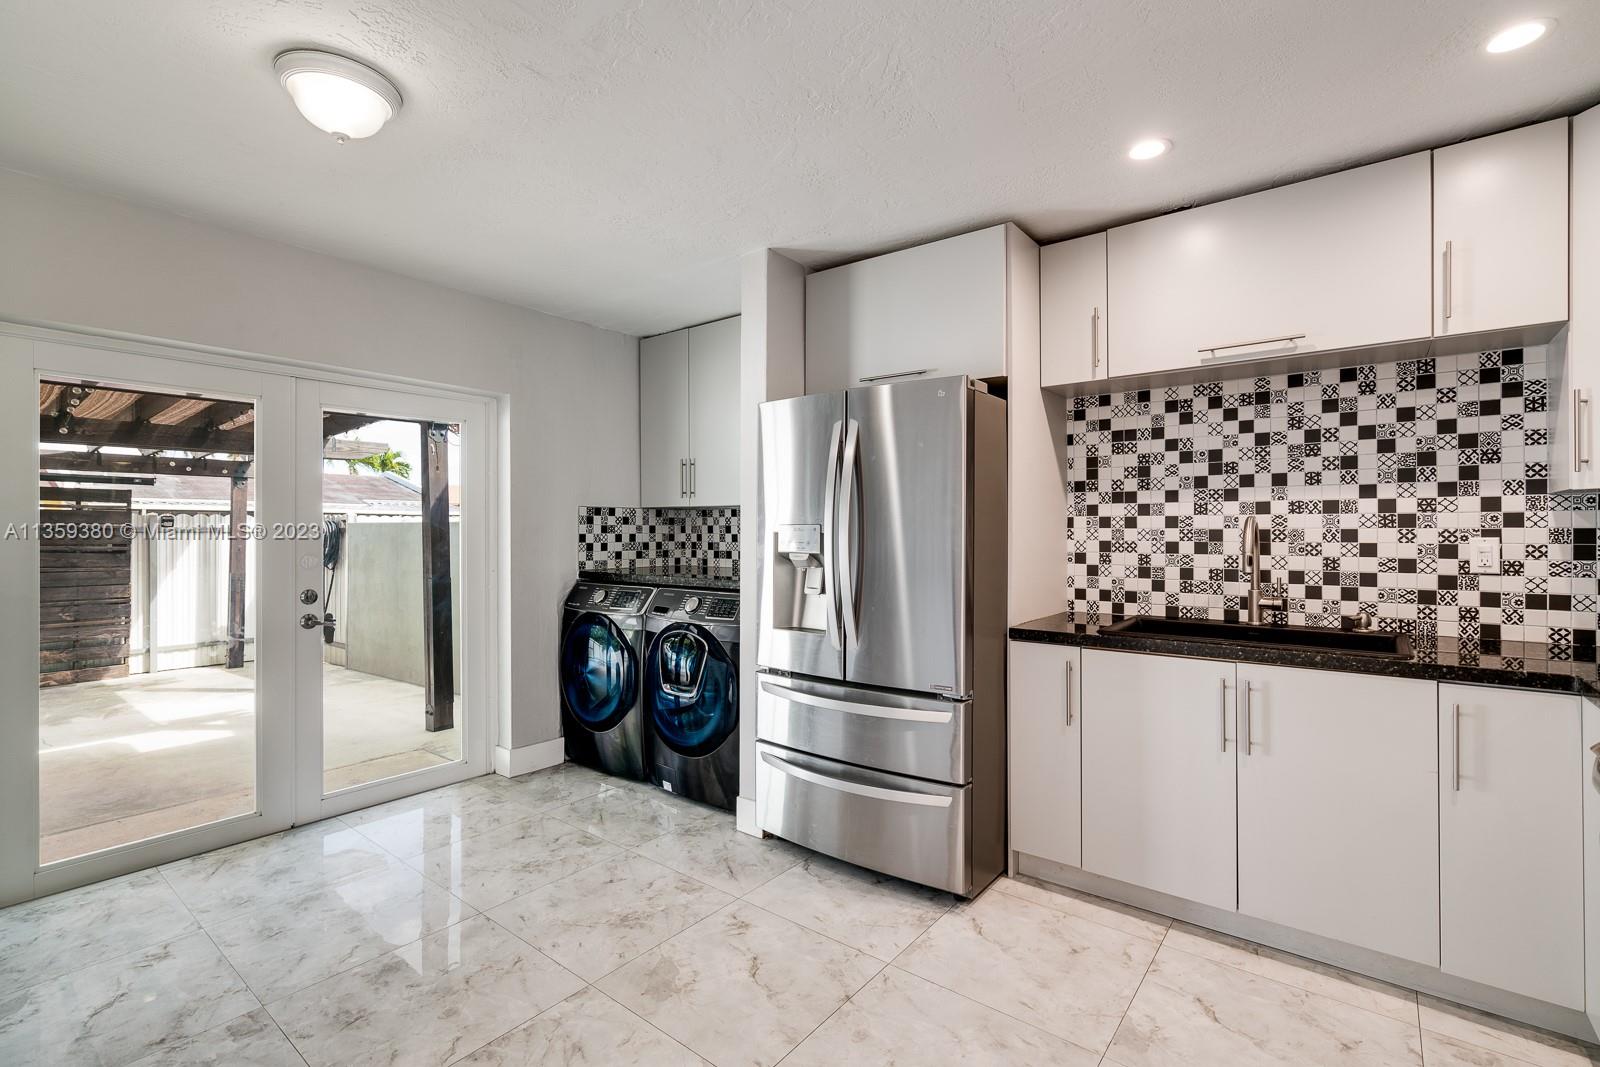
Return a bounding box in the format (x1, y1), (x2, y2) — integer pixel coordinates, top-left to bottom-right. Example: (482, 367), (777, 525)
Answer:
(38, 471), (427, 510)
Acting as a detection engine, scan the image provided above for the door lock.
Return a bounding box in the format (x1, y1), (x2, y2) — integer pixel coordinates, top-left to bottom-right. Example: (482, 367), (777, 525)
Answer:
(300, 613), (321, 630)
(299, 589), (319, 605)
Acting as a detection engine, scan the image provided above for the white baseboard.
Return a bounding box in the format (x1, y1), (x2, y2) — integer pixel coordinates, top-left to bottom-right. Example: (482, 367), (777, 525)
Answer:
(736, 795), (761, 837)
(1015, 851), (1598, 1045)
(494, 738), (564, 778)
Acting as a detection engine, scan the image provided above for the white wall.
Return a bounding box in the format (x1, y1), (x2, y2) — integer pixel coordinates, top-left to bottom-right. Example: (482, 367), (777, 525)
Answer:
(0, 168), (639, 754)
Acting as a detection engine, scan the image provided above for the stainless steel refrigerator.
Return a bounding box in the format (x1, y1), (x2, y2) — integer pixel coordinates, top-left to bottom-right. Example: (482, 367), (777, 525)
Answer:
(755, 374), (1006, 896)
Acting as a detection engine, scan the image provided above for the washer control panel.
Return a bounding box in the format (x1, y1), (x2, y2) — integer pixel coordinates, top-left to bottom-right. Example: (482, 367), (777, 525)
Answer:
(648, 587), (739, 623)
(564, 582), (651, 615)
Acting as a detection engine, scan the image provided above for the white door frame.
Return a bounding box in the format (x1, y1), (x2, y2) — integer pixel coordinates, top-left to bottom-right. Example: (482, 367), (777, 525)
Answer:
(0, 325), (502, 906)
(292, 377), (494, 823)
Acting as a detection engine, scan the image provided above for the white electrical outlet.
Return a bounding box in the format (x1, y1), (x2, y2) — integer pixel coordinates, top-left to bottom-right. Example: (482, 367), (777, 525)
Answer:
(1469, 537), (1501, 575)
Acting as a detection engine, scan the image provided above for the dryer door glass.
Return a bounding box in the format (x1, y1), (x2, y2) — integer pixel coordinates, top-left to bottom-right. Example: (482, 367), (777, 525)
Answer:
(646, 623), (737, 757)
(561, 613), (637, 732)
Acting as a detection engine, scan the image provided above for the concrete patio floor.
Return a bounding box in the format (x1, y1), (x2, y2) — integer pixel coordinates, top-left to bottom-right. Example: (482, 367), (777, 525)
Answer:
(39, 663), (458, 865)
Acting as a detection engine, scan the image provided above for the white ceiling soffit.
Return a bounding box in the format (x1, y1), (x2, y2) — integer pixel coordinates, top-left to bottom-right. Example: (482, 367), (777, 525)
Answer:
(0, 0), (1597, 337)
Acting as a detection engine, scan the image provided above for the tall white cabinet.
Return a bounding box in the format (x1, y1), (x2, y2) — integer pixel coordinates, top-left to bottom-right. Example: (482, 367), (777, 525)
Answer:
(1439, 684), (1584, 1009)
(638, 316), (740, 507)
(1432, 118), (1569, 337)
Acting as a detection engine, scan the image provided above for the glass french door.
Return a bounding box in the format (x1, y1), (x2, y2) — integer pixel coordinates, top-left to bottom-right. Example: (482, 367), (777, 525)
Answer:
(0, 333), (492, 906)
(290, 378), (490, 824)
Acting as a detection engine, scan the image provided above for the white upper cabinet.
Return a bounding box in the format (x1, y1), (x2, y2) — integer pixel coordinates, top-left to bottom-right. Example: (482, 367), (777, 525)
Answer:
(1081, 649), (1237, 911)
(639, 317), (740, 507)
(1433, 118), (1569, 337)
(686, 317), (741, 506)
(1107, 153), (1433, 378)
(806, 224), (1023, 391)
(1554, 105), (1600, 493)
(639, 329), (690, 507)
(1439, 685), (1584, 1009)
(1235, 665), (1439, 965)
(1041, 233), (1108, 387)
(1008, 640), (1081, 869)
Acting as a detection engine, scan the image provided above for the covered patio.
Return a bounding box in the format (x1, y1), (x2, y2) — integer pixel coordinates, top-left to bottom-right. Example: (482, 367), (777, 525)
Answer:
(38, 663), (456, 865)
(37, 380), (463, 865)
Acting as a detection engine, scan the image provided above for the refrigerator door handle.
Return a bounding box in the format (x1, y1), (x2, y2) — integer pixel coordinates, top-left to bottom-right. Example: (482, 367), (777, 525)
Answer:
(838, 418), (862, 649)
(759, 678), (955, 724)
(760, 748), (954, 807)
(821, 419), (845, 650)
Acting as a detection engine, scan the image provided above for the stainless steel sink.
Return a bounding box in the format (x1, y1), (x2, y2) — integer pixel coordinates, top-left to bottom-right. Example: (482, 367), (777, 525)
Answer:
(1101, 616), (1411, 659)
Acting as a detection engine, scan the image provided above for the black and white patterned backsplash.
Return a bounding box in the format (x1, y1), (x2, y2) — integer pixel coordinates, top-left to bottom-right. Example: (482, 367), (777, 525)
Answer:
(1064, 347), (1599, 659)
(577, 506), (740, 575)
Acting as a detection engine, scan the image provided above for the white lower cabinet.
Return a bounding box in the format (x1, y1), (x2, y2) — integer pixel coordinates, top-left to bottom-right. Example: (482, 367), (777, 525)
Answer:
(1439, 684), (1584, 1009)
(1007, 640), (1080, 868)
(1022, 644), (1592, 1016)
(1235, 666), (1439, 965)
(1081, 649), (1237, 911)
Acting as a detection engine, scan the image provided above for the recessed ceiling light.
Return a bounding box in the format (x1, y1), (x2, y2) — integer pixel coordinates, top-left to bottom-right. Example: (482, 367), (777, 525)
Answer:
(1485, 18), (1554, 53)
(1128, 138), (1172, 161)
(274, 49), (402, 143)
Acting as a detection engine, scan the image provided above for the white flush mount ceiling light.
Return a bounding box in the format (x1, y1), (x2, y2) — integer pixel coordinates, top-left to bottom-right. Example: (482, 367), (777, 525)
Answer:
(1485, 18), (1554, 53)
(273, 50), (401, 143)
(1128, 138), (1171, 161)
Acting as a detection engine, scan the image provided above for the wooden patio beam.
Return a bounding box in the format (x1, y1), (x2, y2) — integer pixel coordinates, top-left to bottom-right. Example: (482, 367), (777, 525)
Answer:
(226, 475), (248, 670)
(420, 422), (454, 733)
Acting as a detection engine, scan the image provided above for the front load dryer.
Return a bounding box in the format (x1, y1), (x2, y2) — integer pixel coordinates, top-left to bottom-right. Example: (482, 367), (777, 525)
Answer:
(643, 588), (740, 810)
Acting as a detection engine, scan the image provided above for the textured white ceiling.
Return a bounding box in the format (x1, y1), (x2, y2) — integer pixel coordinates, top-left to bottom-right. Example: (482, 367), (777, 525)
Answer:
(1, 1), (1597, 337)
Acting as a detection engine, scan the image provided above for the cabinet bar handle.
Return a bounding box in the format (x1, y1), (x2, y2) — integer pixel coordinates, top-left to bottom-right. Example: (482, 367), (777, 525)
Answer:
(680, 458), (687, 498)
(1452, 703), (1461, 792)
(1219, 678), (1229, 751)
(1064, 660), (1073, 726)
(1577, 390), (1590, 472)
(858, 368), (932, 384)
(1197, 334), (1307, 362)
(689, 458), (696, 497)
(1442, 241), (1453, 324)
(1091, 307), (1101, 373)
(1243, 682), (1256, 754)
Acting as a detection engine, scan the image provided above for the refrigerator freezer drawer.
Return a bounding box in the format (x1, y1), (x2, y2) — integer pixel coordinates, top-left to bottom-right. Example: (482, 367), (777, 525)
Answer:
(756, 673), (969, 783)
(756, 741), (971, 895)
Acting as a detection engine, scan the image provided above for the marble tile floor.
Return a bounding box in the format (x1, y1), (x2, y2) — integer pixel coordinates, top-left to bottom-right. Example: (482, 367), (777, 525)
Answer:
(3, 761), (1597, 1067)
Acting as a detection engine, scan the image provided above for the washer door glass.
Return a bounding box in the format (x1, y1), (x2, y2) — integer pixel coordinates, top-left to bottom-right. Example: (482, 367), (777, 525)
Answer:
(560, 613), (638, 732)
(646, 623), (737, 758)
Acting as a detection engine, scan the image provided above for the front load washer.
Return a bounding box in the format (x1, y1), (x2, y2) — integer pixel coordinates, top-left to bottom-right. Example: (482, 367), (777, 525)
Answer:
(560, 581), (653, 780)
(643, 588), (740, 810)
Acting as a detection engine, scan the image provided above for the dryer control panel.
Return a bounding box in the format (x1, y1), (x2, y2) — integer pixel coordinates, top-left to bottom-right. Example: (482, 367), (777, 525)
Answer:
(649, 588), (739, 623)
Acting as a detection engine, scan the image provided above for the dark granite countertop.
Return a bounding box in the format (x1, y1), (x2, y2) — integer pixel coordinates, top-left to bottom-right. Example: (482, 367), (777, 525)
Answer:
(579, 568), (740, 593)
(1010, 612), (1600, 699)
